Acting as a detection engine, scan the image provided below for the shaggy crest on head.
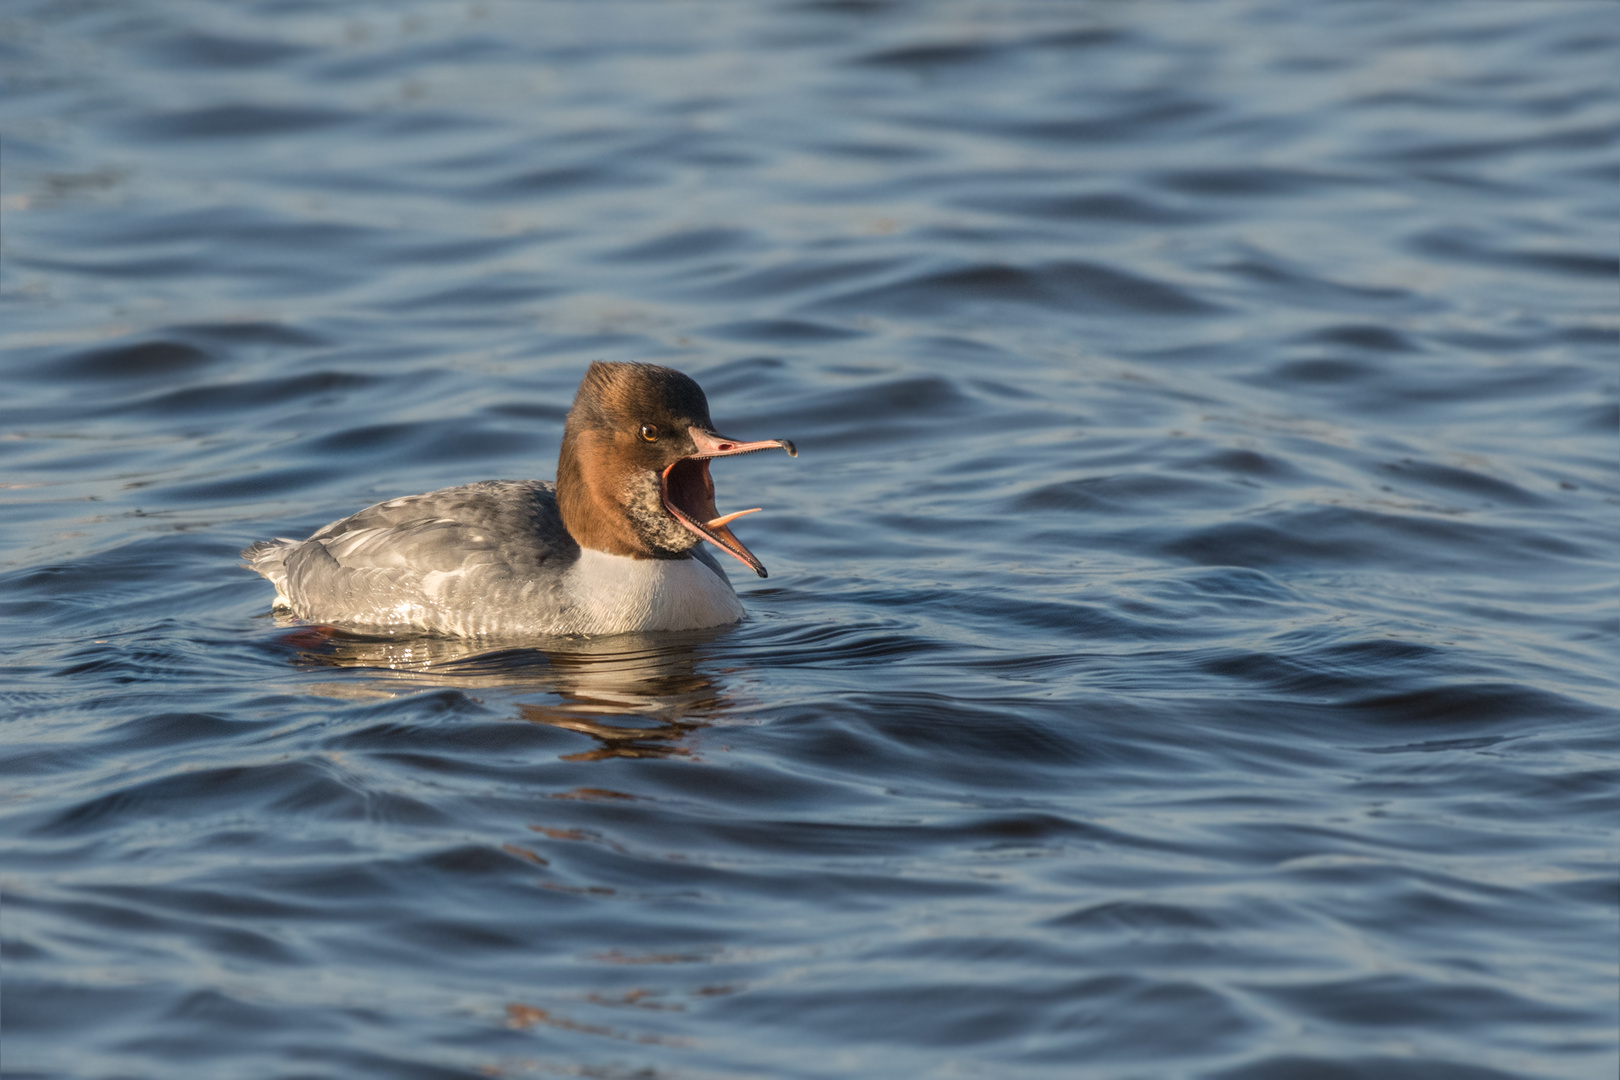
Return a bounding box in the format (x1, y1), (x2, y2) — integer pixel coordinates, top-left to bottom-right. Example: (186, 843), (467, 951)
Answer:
(559, 361), (796, 578)
(242, 361), (796, 637)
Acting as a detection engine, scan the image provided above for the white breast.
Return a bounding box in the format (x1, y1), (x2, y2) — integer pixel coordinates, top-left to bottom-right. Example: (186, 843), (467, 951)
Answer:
(561, 549), (745, 634)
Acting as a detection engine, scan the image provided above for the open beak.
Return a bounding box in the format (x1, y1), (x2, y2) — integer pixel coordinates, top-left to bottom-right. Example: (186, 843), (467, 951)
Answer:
(660, 427), (797, 578)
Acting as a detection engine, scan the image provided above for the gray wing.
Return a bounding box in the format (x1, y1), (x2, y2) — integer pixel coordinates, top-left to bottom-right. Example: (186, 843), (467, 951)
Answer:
(244, 480), (578, 632)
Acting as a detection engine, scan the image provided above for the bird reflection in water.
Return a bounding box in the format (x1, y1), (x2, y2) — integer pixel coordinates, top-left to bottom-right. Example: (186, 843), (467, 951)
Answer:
(276, 619), (735, 761)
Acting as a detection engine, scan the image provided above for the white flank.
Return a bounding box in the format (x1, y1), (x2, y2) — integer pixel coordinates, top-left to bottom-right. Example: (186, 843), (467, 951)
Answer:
(562, 549), (744, 634)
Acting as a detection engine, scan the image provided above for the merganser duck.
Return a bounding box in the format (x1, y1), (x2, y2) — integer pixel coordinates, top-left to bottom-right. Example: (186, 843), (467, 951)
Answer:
(243, 361), (796, 637)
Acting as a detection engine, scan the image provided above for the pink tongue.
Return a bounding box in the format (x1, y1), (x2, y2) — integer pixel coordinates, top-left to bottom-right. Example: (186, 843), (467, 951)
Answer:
(704, 508), (761, 529)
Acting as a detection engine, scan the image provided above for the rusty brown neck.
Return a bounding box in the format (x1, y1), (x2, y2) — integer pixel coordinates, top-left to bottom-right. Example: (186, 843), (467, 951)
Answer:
(556, 429), (695, 561)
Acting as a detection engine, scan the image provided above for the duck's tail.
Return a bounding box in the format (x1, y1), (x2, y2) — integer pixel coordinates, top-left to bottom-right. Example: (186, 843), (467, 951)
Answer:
(241, 538), (297, 608)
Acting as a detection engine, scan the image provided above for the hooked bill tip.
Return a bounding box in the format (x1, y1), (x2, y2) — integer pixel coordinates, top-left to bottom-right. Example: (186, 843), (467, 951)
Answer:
(782, 440), (797, 458)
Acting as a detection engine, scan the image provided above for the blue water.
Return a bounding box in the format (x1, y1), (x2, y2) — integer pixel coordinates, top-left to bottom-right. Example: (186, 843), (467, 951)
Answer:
(2, 2), (1616, 1077)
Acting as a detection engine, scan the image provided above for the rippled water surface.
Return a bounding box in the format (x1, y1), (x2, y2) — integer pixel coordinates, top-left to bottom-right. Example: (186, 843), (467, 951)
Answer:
(3, 2), (1617, 1077)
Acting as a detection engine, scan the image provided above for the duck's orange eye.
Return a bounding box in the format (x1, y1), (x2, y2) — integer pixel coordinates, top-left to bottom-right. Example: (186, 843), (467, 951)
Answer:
(640, 424), (659, 442)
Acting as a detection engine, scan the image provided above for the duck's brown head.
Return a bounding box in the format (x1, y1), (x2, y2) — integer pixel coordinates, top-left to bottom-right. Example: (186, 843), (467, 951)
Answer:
(556, 361), (796, 577)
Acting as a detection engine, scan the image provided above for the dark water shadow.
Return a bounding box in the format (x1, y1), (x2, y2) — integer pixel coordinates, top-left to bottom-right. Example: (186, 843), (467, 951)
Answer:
(275, 621), (737, 761)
